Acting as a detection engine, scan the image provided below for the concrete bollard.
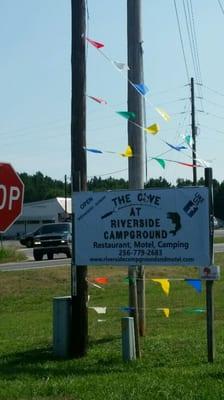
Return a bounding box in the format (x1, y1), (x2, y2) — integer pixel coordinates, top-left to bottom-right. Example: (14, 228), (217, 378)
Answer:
(121, 317), (136, 361)
(53, 296), (72, 358)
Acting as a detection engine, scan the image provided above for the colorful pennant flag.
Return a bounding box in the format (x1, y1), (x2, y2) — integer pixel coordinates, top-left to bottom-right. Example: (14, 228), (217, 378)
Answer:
(94, 277), (109, 285)
(152, 279), (170, 296)
(123, 276), (136, 284)
(121, 306), (135, 312)
(145, 123), (160, 135)
(86, 37), (104, 49)
(113, 61), (130, 71)
(185, 308), (206, 314)
(87, 95), (107, 104)
(152, 157), (166, 169)
(89, 307), (107, 314)
(165, 142), (187, 151)
(120, 145), (133, 158)
(133, 83), (149, 96)
(88, 281), (103, 289)
(185, 135), (192, 146)
(177, 161), (201, 168)
(155, 107), (171, 121)
(84, 147), (103, 154)
(185, 279), (202, 293)
(116, 111), (136, 120)
(163, 308), (170, 318)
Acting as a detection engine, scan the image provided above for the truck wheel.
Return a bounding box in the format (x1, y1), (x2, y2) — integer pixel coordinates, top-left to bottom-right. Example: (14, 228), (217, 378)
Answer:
(47, 252), (54, 260)
(26, 239), (33, 248)
(33, 251), (43, 261)
(66, 250), (71, 258)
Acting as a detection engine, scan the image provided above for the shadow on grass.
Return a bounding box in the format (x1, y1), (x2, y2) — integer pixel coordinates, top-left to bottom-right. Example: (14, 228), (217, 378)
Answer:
(0, 345), (125, 380)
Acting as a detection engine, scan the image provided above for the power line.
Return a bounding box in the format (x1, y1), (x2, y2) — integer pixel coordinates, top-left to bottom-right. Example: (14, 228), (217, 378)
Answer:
(173, 0), (190, 82)
(183, 0), (204, 110)
(217, 0), (224, 15)
(202, 84), (224, 98)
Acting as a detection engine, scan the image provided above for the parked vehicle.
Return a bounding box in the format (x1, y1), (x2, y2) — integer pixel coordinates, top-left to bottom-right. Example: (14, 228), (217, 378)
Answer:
(20, 228), (42, 248)
(33, 222), (72, 261)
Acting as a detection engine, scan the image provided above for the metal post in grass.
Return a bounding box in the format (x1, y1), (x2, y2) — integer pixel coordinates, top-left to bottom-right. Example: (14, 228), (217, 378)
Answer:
(205, 167), (215, 363)
(121, 317), (136, 361)
(53, 296), (72, 358)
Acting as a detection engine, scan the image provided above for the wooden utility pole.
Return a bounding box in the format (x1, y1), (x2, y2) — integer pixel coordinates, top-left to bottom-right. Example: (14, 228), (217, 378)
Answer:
(191, 77), (197, 185)
(127, 0), (145, 353)
(70, 0), (88, 357)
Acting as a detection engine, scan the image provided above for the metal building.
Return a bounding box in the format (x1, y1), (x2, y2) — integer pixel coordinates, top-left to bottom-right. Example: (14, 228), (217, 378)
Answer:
(4, 197), (71, 238)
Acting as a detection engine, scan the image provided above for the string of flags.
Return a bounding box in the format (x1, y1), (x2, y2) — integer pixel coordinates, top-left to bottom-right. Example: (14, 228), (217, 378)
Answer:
(84, 145), (133, 158)
(85, 36), (208, 171)
(88, 277), (205, 320)
(87, 94), (161, 136)
(86, 36), (171, 122)
(84, 145), (203, 169)
(88, 277), (203, 295)
(88, 306), (206, 319)
(86, 94), (205, 168)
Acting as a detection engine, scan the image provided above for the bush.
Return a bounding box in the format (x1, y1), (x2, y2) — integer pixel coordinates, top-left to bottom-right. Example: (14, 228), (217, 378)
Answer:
(0, 247), (27, 263)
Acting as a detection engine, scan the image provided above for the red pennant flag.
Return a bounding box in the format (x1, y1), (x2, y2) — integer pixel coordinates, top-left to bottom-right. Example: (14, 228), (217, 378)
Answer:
(86, 37), (104, 49)
(88, 95), (107, 104)
(178, 161), (201, 167)
(94, 277), (109, 284)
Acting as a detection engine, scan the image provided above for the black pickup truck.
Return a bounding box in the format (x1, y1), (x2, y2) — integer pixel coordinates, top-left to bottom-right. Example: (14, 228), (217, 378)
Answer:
(33, 222), (72, 261)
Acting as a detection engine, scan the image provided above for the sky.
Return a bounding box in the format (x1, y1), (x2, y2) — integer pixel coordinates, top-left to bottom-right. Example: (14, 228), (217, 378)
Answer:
(1, 1), (224, 185)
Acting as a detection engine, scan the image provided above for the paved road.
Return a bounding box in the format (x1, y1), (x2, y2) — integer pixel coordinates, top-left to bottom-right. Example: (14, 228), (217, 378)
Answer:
(214, 229), (224, 237)
(0, 257), (70, 272)
(0, 242), (223, 272)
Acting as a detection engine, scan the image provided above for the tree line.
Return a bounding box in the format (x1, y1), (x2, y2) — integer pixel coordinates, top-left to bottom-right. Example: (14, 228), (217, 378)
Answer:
(19, 172), (224, 220)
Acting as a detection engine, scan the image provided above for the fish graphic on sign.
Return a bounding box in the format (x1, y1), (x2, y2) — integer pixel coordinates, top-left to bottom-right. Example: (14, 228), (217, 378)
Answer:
(167, 212), (181, 236)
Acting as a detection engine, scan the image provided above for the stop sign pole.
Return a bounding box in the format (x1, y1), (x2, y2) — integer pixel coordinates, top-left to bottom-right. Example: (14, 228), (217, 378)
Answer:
(0, 163), (24, 233)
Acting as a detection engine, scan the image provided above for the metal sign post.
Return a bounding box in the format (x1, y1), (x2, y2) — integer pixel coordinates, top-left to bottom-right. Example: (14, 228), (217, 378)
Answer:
(205, 167), (215, 363)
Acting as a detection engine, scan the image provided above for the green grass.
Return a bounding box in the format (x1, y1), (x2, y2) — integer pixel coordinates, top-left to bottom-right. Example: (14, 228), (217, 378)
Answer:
(0, 246), (27, 263)
(1, 256), (224, 399)
(214, 236), (224, 244)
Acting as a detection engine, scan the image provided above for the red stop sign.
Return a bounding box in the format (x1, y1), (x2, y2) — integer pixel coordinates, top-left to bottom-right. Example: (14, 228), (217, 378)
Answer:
(0, 163), (24, 233)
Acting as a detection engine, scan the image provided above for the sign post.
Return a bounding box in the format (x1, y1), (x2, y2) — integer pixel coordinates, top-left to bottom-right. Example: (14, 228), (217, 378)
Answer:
(0, 163), (24, 233)
(205, 167), (215, 363)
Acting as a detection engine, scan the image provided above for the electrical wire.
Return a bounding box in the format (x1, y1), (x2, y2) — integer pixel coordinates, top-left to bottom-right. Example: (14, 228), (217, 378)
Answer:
(183, 0), (204, 110)
(217, 0), (224, 15)
(173, 0), (190, 82)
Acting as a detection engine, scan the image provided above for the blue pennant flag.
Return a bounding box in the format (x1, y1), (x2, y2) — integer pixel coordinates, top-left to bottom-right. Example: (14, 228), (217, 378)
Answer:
(185, 279), (202, 293)
(120, 306), (135, 312)
(84, 147), (103, 154)
(165, 142), (187, 151)
(133, 83), (149, 96)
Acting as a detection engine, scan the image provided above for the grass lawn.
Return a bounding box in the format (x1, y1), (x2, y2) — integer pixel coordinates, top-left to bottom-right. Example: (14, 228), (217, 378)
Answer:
(214, 236), (224, 244)
(0, 246), (27, 263)
(1, 255), (224, 399)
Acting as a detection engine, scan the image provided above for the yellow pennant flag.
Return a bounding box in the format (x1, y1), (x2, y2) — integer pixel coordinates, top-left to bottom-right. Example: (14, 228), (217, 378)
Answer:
(145, 123), (160, 135)
(163, 308), (170, 318)
(152, 279), (170, 296)
(155, 107), (171, 121)
(120, 145), (133, 157)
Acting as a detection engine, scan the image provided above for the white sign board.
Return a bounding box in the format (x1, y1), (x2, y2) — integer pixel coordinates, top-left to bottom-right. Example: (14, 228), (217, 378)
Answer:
(73, 187), (210, 266)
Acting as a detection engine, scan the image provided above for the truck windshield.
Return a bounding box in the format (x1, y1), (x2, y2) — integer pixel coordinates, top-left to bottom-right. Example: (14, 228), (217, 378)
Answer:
(40, 224), (71, 234)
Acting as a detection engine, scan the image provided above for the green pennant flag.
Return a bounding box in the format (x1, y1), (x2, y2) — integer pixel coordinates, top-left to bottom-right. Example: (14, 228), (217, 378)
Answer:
(185, 135), (192, 146)
(116, 111), (136, 121)
(152, 157), (166, 169)
(185, 308), (206, 314)
(123, 276), (136, 284)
